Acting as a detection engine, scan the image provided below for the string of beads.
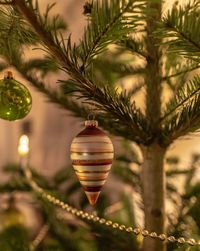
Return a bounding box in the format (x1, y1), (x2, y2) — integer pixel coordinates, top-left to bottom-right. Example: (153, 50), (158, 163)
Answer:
(24, 167), (200, 247)
(31, 224), (49, 249)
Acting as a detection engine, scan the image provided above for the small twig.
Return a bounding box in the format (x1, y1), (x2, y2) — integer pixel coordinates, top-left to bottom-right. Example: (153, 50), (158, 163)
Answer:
(162, 64), (200, 81)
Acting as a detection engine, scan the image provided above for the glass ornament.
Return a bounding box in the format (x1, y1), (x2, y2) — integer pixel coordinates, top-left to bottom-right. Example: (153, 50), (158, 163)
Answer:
(0, 71), (32, 121)
(70, 120), (114, 205)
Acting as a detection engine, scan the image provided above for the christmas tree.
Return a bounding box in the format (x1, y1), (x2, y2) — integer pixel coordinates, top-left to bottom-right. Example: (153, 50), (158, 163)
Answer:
(0, 0), (200, 251)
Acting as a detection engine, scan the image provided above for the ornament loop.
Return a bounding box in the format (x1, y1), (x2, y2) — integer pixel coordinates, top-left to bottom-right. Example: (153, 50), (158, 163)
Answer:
(87, 113), (96, 121)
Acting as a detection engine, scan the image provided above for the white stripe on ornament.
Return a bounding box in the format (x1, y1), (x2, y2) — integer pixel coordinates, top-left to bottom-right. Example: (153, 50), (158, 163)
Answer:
(80, 180), (106, 186)
(73, 165), (111, 172)
(76, 172), (109, 178)
(71, 152), (114, 160)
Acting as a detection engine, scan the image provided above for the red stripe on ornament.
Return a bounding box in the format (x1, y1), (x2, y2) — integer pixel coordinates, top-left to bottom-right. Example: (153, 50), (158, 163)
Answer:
(70, 151), (113, 154)
(72, 159), (113, 165)
(78, 127), (107, 136)
(74, 170), (109, 174)
(83, 186), (102, 192)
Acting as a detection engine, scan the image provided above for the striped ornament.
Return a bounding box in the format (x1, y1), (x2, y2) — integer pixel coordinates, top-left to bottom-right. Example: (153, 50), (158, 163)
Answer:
(70, 120), (114, 205)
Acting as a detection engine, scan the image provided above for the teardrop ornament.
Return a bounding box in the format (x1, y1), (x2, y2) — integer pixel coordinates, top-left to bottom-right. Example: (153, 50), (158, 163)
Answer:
(70, 120), (114, 205)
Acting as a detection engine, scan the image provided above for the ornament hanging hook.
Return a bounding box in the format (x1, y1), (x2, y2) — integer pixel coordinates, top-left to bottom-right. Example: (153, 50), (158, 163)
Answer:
(4, 71), (13, 79)
(87, 113), (95, 121)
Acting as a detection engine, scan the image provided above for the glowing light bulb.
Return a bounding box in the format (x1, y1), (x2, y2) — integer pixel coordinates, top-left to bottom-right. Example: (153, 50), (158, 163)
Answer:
(18, 135), (29, 156)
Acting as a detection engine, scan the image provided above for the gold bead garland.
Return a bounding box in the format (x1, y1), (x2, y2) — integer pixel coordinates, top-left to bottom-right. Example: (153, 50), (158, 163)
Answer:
(31, 224), (49, 249)
(24, 167), (200, 247)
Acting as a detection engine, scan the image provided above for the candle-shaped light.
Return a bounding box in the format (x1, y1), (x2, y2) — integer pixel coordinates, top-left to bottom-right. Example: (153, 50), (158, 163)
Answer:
(18, 135), (29, 156)
(18, 135), (29, 168)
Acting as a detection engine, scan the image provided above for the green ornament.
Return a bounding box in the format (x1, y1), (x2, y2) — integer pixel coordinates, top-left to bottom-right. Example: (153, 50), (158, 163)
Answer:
(0, 71), (32, 121)
(0, 207), (26, 232)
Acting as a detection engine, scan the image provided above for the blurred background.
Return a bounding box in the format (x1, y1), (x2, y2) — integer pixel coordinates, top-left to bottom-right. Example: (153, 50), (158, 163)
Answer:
(0, 1), (200, 251)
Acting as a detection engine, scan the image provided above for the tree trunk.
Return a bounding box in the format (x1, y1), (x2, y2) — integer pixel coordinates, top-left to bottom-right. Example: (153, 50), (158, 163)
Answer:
(141, 144), (166, 251)
(142, 0), (166, 250)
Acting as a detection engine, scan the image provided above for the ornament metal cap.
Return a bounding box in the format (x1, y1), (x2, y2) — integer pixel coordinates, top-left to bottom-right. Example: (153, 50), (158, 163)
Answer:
(4, 71), (13, 79)
(85, 120), (98, 127)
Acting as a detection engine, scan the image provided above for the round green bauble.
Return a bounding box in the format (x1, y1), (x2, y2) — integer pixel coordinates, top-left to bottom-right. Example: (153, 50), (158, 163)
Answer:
(0, 71), (32, 121)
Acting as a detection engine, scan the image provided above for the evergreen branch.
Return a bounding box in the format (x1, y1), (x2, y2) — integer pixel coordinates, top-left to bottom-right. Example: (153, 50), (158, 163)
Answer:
(99, 61), (145, 78)
(161, 75), (200, 122)
(91, 55), (146, 86)
(11, 60), (145, 142)
(158, 2), (200, 62)
(162, 64), (200, 81)
(129, 82), (144, 96)
(0, 7), (38, 48)
(61, 76), (151, 144)
(15, 0), (75, 71)
(166, 169), (190, 177)
(79, 0), (145, 70)
(161, 76), (200, 143)
(14, 0), (151, 144)
(23, 57), (58, 76)
(118, 38), (147, 59)
(14, 65), (87, 118)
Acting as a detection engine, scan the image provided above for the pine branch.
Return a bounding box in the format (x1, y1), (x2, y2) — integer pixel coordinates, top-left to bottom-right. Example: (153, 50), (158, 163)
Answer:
(61, 76), (151, 144)
(14, 0), (151, 144)
(158, 1), (200, 62)
(0, 6), (38, 57)
(79, 0), (145, 70)
(119, 38), (147, 59)
(14, 65), (87, 118)
(162, 58), (200, 105)
(23, 57), (58, 76)
(0, 28), (148, 145)
(11, 59), (145, 142)
(129, 82), (144, 96)
(92, 57), (146, 79)
(90, 54), (146, 91)
(162, 64), (200, 81)
(15, 0), (75, 71)
(161, 75), (200, 122)
(161, 76), (200, 144)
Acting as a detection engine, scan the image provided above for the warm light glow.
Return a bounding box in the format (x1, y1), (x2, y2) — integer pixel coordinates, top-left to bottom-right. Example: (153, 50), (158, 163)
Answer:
(18, 135), (29, 156)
